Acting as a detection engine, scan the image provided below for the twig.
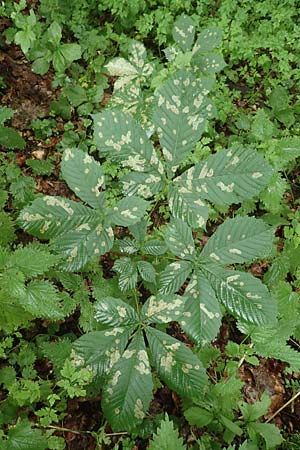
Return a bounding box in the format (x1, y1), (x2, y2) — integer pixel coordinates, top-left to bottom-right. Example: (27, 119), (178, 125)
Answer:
(266, 390), (300, 423)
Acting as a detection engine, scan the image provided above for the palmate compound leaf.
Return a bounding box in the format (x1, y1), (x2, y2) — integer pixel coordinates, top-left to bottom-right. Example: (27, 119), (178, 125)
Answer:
(180, 271), (222, 346)
(200, 216), (274, 265)
(61, 148), (105, 209)
(175, 145), (273, 205)
(168, 184), (209, 229)
(201, 265), (277, 325)
(172, 14), (196, 52)
(164, 218), (196, 260)
(158, 260), (193, 294)
(153, 69), (214, 170)
(141, 294), (186, 324)
(146, 327), (207, 399)
(93, 109), (164, 198)
(102, 330), (153, 431)
(94, 297), (139, 328)
(72, 327), (133, 377)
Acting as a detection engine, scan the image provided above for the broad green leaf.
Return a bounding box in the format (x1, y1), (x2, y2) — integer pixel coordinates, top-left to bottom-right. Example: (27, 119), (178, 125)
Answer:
(239, 393), (270, 422)
(165, 218), (195, 260)
(109, 197), (148, 226)
(93, 110), (162, 172)
(72, 328), (132, 377)
(122, 170), (164, 198)
(95, 297), (139, 327)
(173, 14), (196, 52)
(247, 423), (283, 448)
(8, 245), (58, 277)
(105, 58), (138, 89)
(141, 294), (186, 324)
(193, 27), (222, 53)
(119, 238), (139, 254)
(200, 217), (274, 264)
(0, 292), (32, 332)
(194, 53), (226, 74)
(137, 260), (156, 283)
(182, 272), (222, 345)
(21, 280), (64, 320)
(148, 414), (185, 450)
(129, 219), (147, 242)
(143, 239), (167, 255)
(0, 106), (14, 124)
(202, 265), (277, 325)
(153, 70), (214, 169)
(18, 196), (99, 239)
(176, 146), (273, 205)
(61, 148), (105, 208)
(102, 331), (153, 431)
(159, 260), (193, 294)
(146, 327), (207, 398)
(52, 219), (114, 271)
(6, 421), (48, 450)
(168, 185), (209, 229)
(184, 406), (213, 427)
(0, 125), (26, 149)
(113, 257), (138, 291)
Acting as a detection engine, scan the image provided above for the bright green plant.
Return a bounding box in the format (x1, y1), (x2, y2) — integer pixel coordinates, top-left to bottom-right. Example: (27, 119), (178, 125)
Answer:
(0, 107), (26, 149)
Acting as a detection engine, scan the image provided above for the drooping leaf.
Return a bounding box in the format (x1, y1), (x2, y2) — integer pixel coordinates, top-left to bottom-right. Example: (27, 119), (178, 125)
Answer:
(168, 185), (209, 229)
(176, 146), (273, 205)
(148, 414), (185, 450)
(109, 197), (148, 226)
(61, 148), (105, 208)
(181, 271), (222, 345)
(165, 218), (195, 260)
(72, 328), (132, 377)
(102, 330), (153, 431)
(200, 216), (274, 264)
(153, 69), (214, 169)
(158, 260), (193, 294)
(146, 327), (207, 399)
(94, 297), (139, 328)
(202, 265), (277, 325)
(173, 14), (196, 52)
(141, 294), (186, 324)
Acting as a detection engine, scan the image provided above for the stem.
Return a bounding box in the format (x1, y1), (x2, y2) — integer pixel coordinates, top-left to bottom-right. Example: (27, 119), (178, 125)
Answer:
(266, 390), (300, 423)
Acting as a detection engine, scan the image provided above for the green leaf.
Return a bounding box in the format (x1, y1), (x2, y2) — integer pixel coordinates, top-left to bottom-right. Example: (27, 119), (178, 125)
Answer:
(94, 297), (139, 327)
(61, 148), (105, 208)
(168, 185), (209, 229)
(109, 197), (148, 226)
(102, 330), (153, 431)
(21, 280), (64, 320)
(240, 393), (270, 422)
(148, 414), (185, 450)
(202, 265), (277, 325)
(141, 294), (186, 324)
(194, 53), (226, 74)
(184, 406), (213, 427)
(6, 420), (48, 450)
(18, 196), (98, 239)
(8, 245), (58, 277)
(153, 69), (214, 169)
(137, 261), (156, 283)
(159, 260), (193, 294)
(182, 271), (222, 345)
(247, 422), (283, 448)
(93, 110), (163, 188)
(193, 27), (222, 52)
(176, 146), (273, 205)
(173, 14), (196, 52)
(143, 239), (167, 255)
(165, 219), (195, 260)
(0, 125), (26, 149)
(113, 257), (138, 291)
(119, 238), (139, 254)
(146, 327), (207, 399)
(220, 415), (243, 436)
(72, 328), (132, 377)
(200, 217), (274, 264)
